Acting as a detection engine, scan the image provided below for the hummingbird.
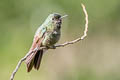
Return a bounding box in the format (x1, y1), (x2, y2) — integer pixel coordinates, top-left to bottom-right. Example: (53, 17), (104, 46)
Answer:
(25, 13), (67, 72)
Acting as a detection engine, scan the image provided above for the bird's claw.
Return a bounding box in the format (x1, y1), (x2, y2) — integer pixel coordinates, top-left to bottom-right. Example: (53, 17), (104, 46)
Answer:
(47, 46), (56, 49)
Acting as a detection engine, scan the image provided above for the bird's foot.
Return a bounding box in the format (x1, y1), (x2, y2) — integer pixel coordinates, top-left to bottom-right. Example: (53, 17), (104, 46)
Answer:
(46, 45), (56, 49)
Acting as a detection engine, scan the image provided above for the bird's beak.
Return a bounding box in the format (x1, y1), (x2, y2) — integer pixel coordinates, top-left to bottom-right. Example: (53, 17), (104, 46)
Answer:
(61, 15), (68, 19)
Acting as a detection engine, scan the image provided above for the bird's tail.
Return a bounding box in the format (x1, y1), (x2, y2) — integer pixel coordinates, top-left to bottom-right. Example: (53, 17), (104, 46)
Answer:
(25, 50), (43, 72)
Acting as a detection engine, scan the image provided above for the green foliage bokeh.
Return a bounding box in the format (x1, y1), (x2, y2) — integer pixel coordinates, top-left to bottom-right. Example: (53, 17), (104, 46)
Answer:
(0, 0), (120, 80)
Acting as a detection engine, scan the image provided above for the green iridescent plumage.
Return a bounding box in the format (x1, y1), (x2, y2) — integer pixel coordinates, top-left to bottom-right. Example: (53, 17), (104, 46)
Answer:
(35, 13), (61, 46)
(25, 13), (63, 72)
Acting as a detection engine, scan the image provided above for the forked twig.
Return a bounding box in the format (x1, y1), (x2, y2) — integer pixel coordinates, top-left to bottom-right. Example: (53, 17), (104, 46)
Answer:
(10, 3), (88, 80)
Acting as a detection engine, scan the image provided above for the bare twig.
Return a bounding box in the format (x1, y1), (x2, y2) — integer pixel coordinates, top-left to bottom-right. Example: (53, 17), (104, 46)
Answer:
(54, 3), (88, 47)
(10, 3), (88, 80)
(10, 47), (38, 80)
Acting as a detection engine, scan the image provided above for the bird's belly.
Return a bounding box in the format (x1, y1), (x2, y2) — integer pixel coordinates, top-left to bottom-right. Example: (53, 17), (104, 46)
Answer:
(42, 32), (60, 47)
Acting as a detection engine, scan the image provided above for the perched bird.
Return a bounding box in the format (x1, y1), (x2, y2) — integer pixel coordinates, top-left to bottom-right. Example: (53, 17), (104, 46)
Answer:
(25, 13), (67, 72)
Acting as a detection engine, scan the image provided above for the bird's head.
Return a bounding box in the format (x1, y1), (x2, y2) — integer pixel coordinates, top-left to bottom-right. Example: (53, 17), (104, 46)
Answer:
(44, 13), (67, 30)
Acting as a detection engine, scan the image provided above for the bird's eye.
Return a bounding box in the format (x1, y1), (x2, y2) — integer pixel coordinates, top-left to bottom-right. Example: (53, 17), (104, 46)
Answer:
(52, 18), (54, 20)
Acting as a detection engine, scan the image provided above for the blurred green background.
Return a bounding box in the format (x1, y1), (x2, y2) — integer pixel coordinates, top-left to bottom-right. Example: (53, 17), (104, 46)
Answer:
(0, 0), (120, 80)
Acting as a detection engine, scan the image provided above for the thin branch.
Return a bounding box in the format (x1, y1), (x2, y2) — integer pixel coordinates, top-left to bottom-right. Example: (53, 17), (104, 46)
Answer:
(10, 3), (88, 80)
(10, 47), (38, 80)
(10, 58), (26, 80)
(54, 3), (88, 47)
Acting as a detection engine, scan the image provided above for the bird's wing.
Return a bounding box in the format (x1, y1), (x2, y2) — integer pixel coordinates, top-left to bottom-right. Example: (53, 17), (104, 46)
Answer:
(30, 25), (47, 51)
(25, 27), (47, 72)
(25, 36), (43, 65)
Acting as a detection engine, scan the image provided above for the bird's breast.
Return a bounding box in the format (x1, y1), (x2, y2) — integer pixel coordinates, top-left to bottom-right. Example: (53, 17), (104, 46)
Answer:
(42, 30), (61, 47)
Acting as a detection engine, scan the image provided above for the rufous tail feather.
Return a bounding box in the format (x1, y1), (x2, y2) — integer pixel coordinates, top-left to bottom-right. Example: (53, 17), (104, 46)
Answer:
(25, 50), (43, 72)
